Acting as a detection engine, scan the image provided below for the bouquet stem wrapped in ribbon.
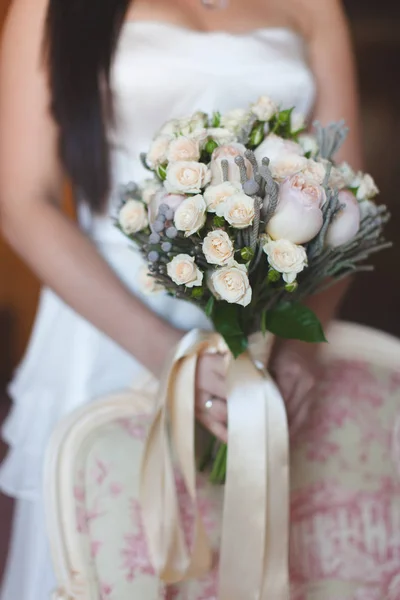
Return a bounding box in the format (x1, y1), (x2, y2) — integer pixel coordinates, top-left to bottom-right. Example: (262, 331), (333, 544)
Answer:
(140, 329), (290, 599)
(117, 96), (391, 484)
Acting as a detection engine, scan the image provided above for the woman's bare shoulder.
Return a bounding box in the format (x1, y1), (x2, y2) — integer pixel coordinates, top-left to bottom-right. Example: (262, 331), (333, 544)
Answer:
(285, 0), (348, 41)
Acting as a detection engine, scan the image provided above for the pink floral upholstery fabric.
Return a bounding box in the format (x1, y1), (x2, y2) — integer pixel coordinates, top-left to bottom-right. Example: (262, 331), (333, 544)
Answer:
(71, 359), (400, 599)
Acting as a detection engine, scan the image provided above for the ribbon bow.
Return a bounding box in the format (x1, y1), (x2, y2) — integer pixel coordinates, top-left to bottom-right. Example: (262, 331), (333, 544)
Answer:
(140, 330), (290, 599)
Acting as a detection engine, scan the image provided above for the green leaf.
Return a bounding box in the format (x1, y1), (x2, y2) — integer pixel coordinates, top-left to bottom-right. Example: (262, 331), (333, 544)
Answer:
(212, 302), (248, 358)
(205, 296), (215, 317)
(212, 112), (221, 127)
(304, 151), (312, 159)
(205, 139), (219, 155)
(213, 215), (225, 228)
(249, 122), (265, 148)
(265, 302), (327, 343)
(157, 164), (167, 181)
(240, 246), (255, 261)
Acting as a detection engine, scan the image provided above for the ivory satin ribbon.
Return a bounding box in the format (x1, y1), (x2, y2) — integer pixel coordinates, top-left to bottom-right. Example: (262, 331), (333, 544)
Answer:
(140, 330), (290, 599)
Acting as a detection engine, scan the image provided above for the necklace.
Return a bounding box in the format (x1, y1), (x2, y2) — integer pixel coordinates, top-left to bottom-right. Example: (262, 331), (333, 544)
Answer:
(201, 0), (230, 9)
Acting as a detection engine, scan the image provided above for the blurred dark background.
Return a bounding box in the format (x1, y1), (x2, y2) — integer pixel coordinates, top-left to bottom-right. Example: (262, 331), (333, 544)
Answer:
(341, 0), (400, 337)
(0, 0), (399, 580)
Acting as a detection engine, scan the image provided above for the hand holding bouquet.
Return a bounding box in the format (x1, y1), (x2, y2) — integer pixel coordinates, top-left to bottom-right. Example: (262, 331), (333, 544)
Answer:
(117, 96), (391, 482)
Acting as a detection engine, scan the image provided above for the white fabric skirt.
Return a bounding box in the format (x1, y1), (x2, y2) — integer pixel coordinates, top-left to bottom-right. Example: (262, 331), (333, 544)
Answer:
(0, 244), (211, 599)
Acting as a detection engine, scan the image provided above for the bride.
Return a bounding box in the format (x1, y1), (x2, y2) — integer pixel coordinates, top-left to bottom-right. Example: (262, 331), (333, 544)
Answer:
(0, 0), (362, 597)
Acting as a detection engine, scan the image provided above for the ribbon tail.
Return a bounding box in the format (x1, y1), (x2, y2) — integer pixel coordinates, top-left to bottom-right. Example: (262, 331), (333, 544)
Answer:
(218, 354), (268, 600)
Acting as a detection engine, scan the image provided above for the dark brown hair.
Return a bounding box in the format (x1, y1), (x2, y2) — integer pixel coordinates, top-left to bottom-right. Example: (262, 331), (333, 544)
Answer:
(45, 0), (132, 211)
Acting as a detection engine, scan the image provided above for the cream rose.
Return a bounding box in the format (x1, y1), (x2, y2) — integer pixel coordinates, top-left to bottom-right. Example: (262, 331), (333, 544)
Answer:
(336, 162), (356, 187)
(146, 134), (172, 167)
(203, 230), (234, 266)
(253, 134), (307, 181)
(291, 112), (306, 132)
(251, 96), (277, 121)
(298, 133), (319, 157)
(325, 190), (361, 247)
(206, 127), (236, 145)
(141, 179), (163, 205)
(119, 200), (148, 234)
(210, 143), (251, 185)
(165, 161), (210, 194)
(328, 165), (347, 190)
(216, 192), (255, 229)
(210, 261), (252, 306)
(166, 136), (201, 163)
(221, 108), (250, 133)
(267, 174), (325, 244)
(158, 119), (180, 136)
(167, 254), (203, 288)
(263, 238), (308, 283)
(354, 173), (379, 201)
(138, 266), (164, 295)
(173, 194), (207, 236)
(302, 160), (326, 185)
(203, 181), (242, 213)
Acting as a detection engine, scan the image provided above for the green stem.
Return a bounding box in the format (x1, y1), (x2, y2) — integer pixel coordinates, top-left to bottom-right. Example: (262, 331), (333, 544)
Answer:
(209, 443), (227, 484)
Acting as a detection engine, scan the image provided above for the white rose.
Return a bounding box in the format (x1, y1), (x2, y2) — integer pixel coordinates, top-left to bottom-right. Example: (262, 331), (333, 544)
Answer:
(206, 128), (236, 145)
(165, 161), (210, 194)
(353, 173), (379, 201)
(203, 230), (234, 266)
(217, 192), (255, 229)
(210, 261), (252, 306)
(328, 165), (347, 190)
(177, 113), (208, 142)
(302, 159), (326, 185)
(263, 238), (308, 283)
(173, 194), (207, 236)
(298, 133), (319, 157)
(186, 111), (208, 133)
(251, 96), (278, 121)
(147, 134), (172, 167)
(119, 200), (148, 234)
(336, 162), (356, 187)
(167, 254), (203, 288)
(291, 112), (306, 132)
(203, 181), (242, 213)
(138, 266), (164, 295)
(267, 173), (325, 244)
(325, 190), (361, 247)
(254, 134), (307, 181)
(221, 108), (250, 133)
(210, 143), (251, 185)
(158, 119), (180, 135)
(141, 179), (163, 205)
(167, 136), (201, 162)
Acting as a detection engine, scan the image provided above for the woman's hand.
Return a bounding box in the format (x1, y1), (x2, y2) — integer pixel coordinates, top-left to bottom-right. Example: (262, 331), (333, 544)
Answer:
(195, 353), (228, 443)
(271, 340), (320, 436)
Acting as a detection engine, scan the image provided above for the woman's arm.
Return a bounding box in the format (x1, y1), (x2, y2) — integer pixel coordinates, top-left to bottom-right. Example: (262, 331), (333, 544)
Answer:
(0, 0), (181, 376)
(304, 0), (363, 329)
(272, 0), (364, 431)
(0, 0), (229, 440)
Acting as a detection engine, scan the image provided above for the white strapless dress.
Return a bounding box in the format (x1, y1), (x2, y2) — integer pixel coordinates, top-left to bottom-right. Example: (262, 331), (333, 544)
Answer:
(0, 22), (315, 599)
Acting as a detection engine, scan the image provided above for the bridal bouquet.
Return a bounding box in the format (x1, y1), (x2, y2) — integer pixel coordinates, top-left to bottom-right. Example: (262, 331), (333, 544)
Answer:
(117, 96), (390, 481)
